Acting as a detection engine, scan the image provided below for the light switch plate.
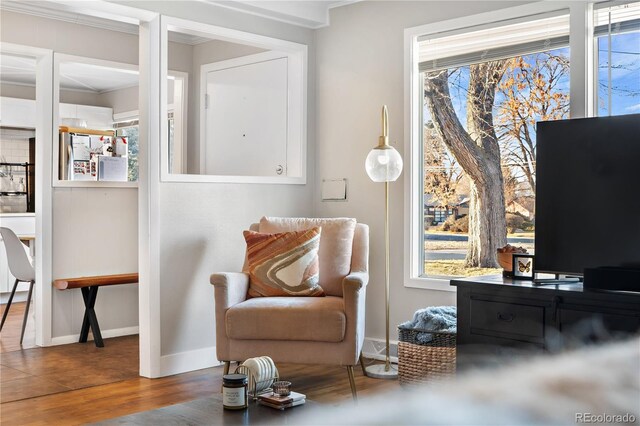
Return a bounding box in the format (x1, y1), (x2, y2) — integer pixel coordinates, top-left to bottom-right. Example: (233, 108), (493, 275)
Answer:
(321, 178), (347, 201)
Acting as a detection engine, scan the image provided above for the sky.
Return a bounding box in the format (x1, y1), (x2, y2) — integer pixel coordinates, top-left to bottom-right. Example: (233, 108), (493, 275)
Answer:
(423, 30), (640, 125)
(597, 30), (640, 116)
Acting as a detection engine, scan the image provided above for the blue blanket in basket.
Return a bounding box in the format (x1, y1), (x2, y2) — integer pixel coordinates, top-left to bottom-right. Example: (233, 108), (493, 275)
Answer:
(399, 306), (457, 344)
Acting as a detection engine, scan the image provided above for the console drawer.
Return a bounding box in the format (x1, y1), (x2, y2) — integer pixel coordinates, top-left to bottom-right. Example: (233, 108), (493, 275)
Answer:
(470, 299), (544, 339)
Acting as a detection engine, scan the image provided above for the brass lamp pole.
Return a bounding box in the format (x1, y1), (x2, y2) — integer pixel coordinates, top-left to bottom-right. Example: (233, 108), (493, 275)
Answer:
(364, 105), (403, 379)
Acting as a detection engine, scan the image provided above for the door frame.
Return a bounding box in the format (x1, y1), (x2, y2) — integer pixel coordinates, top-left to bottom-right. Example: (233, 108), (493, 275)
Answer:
(0, 42), (54, 347)
(1, 1), (157, 378)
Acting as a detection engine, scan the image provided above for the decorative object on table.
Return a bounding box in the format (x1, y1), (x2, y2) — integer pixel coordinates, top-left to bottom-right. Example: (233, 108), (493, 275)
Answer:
(272, 380), (292, 396)
(222, 374), (248, 410)
(257, 390), (306, 410)
(497, 244), (528, 277)
(243, 227), (324, 297)
(512, 253), (535, 280)
(364, 105), (403, 380)
(398, 306), (457, 386)
(236, 356), (279, 399)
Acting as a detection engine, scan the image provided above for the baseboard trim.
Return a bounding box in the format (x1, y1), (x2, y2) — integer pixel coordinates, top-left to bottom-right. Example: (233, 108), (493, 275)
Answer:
(0, 290), (29, 304)
(159, 346), (219, 377)
(362, 337), (399, 364)
(50, 326), (139, 346)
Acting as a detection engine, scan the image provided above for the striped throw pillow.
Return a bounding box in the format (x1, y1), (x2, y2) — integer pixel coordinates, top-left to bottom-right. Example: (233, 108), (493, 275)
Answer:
(244, 227), (325, 297)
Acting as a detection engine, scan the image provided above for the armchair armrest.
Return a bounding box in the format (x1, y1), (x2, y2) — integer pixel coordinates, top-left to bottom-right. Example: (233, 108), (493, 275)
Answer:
(210, 272), (249, 309)
(342, 271), (369, 293)
(342, 272), (369, 361)
(210, 272), (248, 362)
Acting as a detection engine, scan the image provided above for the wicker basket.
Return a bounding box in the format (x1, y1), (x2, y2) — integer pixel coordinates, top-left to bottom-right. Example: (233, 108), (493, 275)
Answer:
(398, 326), (456, 386)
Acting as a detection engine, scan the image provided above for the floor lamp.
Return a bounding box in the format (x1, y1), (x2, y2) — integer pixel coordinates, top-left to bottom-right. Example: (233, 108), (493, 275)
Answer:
(364, 105), (403, 379)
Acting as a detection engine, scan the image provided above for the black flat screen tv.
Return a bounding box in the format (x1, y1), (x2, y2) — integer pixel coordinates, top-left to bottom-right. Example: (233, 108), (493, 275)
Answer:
(535, 114), (640, 276)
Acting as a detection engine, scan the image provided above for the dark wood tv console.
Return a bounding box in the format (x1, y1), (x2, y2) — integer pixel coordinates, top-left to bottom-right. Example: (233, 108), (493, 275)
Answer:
(451, 275), (640, 367)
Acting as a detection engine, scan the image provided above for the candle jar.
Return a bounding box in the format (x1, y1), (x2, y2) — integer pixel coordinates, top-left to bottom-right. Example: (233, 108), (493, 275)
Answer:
(222, 374), (248, 410)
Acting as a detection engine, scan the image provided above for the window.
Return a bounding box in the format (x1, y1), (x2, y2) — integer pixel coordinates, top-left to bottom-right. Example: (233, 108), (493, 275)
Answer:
(418, 13), (570, 279)
(407, 2), (639, 289)
(594, 2), (640, 116)
(115, 114), (177, 182)
(114, 124), (139, 182)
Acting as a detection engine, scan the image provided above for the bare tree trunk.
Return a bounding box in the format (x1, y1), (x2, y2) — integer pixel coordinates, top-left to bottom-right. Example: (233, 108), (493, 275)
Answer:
(466, 176), (507, 267)
(424, 63), (508, 268)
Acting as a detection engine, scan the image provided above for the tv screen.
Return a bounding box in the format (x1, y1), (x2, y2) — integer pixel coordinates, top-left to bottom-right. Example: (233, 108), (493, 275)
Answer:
(535, 114), (640, 275)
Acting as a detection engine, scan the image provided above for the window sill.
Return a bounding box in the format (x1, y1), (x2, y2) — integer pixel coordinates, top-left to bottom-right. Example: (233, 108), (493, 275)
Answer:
(404, 276), (457, 292)
(160, 172), (306, 185)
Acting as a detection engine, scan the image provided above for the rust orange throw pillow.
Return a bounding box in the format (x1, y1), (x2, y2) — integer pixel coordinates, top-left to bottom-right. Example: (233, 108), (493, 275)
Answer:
(244, 227), (324, 297)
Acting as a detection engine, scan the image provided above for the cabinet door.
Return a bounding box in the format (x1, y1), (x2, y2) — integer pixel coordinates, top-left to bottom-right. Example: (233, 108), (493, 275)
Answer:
(470, 298), (545, 342)
(558, 307), (640, 343)
(203, 57), (288, 176)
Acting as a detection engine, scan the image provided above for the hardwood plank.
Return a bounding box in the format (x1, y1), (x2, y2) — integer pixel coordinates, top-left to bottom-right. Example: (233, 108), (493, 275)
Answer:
(0, 302), (398, 425)
(0, 361), (400, 425)
(0, 365), (32, 383)
(53, 273), (139, 290)
(0, 376), (71, 403)
(0, 302), (36, 354)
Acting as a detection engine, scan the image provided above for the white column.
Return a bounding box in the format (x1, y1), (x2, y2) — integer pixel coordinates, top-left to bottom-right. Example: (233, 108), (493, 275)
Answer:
(138, 15), (163, 378)
(569, 2), (595, 118)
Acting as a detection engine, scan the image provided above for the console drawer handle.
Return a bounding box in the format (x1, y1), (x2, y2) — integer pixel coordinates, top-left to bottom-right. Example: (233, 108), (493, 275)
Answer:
(497, 312), (515, 322)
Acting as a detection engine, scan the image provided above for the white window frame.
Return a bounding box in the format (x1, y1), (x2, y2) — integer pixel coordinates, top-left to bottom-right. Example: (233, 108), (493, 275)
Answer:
(404, 2), (594, 291)
(160, 15), (308, 184)
(592, 1), (640, 117)
(52, 53), (139, 188)
(113, 69), (190, 175)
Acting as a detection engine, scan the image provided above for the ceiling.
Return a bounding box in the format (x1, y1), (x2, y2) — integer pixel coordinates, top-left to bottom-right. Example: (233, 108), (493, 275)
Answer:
(0, 54), (37, 88)
(1, 53), (139, 93)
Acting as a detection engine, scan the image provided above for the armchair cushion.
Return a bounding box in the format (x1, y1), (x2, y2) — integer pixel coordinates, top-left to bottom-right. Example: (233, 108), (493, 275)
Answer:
(259, 217), (357, 297)
(226, 296), (346, 343)
(244, 227), (324, 297)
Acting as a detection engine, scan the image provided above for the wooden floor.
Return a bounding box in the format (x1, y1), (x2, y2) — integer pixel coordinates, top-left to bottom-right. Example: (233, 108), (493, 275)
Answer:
(1, 302), (36, 354)
(0, 303), (400, 426)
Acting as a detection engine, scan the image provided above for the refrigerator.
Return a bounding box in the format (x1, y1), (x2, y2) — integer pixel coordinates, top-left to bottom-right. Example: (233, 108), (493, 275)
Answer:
(59, 129), (128, 182)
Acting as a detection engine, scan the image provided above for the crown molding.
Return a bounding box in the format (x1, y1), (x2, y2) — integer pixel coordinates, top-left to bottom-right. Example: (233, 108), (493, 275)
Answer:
(1, 1), (212, 45)
(203, 0), (361, 29)
(0, 1), (139, 35)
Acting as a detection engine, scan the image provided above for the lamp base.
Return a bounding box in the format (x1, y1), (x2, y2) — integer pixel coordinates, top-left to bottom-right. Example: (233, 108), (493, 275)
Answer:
(364, 363), (398, 380)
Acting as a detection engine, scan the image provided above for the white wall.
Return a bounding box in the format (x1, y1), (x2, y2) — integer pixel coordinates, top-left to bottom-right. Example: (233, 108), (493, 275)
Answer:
(314, 1), (531, 341)
(0, 11), (140, 342)
(1, 82), (110, 108)
(121, 0), (316, 375)
(100, 85), (139, 115)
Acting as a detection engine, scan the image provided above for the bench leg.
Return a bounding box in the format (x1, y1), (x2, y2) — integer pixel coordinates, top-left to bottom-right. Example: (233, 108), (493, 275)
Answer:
(80, 286), (103, 348)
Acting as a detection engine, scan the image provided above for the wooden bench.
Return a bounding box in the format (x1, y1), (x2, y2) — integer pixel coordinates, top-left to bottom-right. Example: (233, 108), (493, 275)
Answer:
(53, 273), (138, 347)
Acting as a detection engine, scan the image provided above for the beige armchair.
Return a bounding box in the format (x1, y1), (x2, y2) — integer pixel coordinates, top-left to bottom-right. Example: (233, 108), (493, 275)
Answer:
(210, 218), (369, 398)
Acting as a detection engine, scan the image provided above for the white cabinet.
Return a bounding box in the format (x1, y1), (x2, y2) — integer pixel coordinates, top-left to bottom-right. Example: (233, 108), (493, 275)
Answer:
(0, 97), (113, 130)
(0, 98), (36, 129)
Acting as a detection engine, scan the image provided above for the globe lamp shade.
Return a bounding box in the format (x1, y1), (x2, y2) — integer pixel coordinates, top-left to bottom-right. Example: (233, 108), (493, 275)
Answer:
(365, 146), (403, 182)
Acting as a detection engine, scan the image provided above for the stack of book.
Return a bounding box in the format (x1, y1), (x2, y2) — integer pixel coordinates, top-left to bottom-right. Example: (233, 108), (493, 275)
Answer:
(257, 391), (306, 410)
